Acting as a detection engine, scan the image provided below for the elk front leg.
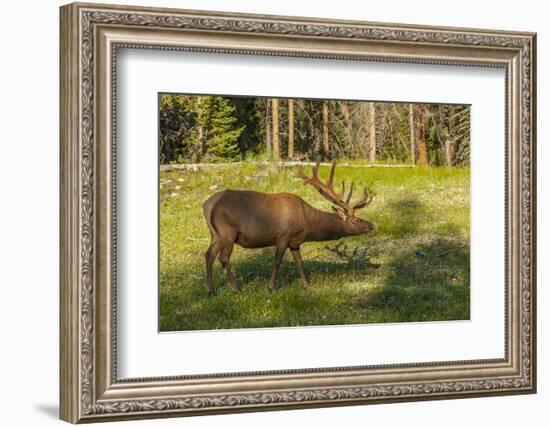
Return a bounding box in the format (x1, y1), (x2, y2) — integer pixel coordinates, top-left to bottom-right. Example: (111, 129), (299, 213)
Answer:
(290, 248), (309, 289)
(204, 239), (220, 294)
(218, 242), (242, 293)
(267, 240), (288, 292)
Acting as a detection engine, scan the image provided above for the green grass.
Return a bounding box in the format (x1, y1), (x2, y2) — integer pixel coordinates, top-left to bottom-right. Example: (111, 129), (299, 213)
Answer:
(159, 163), (470, 331)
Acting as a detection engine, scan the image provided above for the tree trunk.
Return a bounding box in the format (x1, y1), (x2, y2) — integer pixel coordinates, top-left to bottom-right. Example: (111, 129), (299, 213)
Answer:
(409, 103), (415, 165)
(197, 96), (206, 157)
(340, 102), (353, 155)
(272, 98), (280, 160)
(416, 104), (428, 166)
(163, 138), (171, 163)
(449, 142), (456, 166)
(322, 100), (329, 157)
(368, 102), (376, 163)
(446, 106), (456, 166)
(266, 99), (272, 153)
(445, 141), (456, 166)
(288, 99), (294, 159)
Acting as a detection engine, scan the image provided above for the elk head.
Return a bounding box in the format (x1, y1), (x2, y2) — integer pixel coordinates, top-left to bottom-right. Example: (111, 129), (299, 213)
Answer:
(296, 160), (374, 236)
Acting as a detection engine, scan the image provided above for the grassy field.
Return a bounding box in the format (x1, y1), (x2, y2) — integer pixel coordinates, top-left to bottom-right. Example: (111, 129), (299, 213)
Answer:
(159, 163), (470, 331)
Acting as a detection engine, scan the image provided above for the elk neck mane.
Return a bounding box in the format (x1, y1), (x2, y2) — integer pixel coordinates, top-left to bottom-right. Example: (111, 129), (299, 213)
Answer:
(302, 202), (350, 242)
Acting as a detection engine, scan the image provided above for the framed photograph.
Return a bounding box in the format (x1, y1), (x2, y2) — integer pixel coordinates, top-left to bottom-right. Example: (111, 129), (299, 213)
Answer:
(60, 2), (537, 423)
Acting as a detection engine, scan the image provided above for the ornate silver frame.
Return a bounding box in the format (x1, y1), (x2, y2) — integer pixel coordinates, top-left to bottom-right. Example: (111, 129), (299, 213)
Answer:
(60, 2), (536, 423)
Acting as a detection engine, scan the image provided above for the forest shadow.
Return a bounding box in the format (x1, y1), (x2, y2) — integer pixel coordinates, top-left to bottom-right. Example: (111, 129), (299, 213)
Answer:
(355, 238), (470, 322)
(159, 242), (378, 294)
(378, 193), (429, 238)
(231, 248), (379, 290)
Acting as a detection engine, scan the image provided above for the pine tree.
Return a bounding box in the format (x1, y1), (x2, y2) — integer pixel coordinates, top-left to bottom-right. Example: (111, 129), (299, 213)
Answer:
(204, 97), (244, 161)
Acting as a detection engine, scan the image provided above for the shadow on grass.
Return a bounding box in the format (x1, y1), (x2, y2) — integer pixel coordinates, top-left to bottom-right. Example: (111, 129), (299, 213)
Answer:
(358, 238), (470, 323)
(376, 193), (430, 238)
(160, 246), (378, 298)
(232, 249), (379, 290)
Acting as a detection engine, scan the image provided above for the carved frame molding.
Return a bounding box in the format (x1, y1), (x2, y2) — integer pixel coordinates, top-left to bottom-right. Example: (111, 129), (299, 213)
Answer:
(60, 2), (536, 423)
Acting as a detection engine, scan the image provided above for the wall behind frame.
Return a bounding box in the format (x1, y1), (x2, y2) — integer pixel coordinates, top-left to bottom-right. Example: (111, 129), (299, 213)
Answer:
(0, 0), (544, 426)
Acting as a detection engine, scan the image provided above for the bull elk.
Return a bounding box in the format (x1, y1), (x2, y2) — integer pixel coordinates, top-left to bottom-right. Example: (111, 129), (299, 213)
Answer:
(202, 160), (374, 294)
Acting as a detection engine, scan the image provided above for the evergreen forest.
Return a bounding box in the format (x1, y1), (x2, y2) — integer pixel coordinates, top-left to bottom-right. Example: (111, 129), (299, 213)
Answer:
(159, 94), (470, 166)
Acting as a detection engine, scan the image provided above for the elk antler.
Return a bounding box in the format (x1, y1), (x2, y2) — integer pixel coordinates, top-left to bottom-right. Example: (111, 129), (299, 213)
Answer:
(350, 184), (373, 213)
(296, 159), (372, 216)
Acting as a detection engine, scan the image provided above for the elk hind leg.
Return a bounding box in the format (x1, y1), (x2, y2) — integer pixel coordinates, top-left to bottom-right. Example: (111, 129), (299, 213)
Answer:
(204, 239), (220, 294)
(218, 241), (241, 293)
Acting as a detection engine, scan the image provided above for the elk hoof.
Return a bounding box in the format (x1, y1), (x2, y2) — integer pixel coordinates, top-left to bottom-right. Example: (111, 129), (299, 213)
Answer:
(267, 284), (277, 293)
(301, 282), (310, 289)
